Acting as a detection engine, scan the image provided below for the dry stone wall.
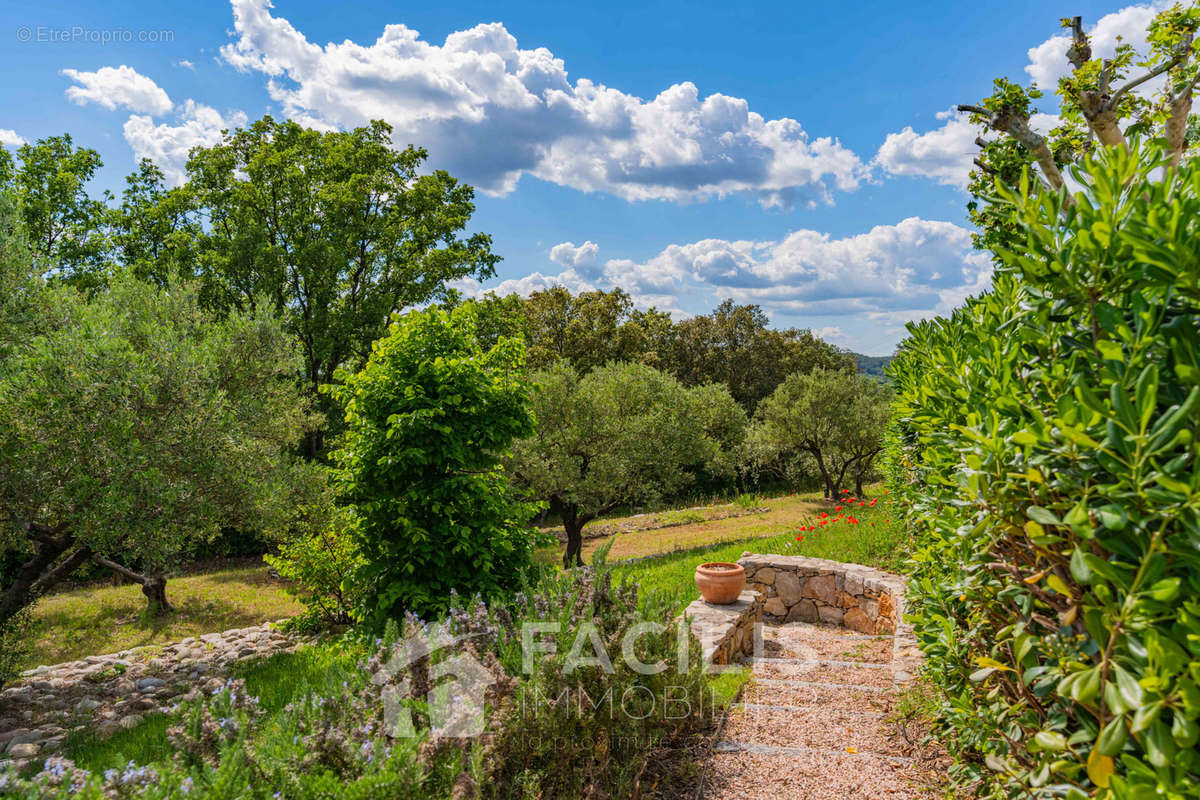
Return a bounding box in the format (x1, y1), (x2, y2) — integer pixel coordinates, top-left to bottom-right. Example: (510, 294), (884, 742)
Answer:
(738, 553), (922, 684)
(682, 590), (762, 667)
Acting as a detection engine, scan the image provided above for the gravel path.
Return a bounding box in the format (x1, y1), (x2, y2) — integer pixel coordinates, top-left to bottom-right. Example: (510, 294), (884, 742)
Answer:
(700, 623), (945, 800)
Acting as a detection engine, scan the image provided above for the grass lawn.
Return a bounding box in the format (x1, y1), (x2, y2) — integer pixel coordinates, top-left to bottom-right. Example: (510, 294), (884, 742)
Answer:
(611, 487), (907, 614)
(22, 559), (304, 670)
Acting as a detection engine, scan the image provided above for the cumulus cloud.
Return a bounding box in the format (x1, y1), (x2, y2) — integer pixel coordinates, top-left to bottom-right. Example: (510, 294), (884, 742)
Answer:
(123, 100), (248, 184)
(62, 65), (174, 115)
(548, 240), (599, 273)
(874, 108), (1062, 190)
(465, 217), (990, 350)
(873, 109), (979, 188)
(218, 0), (865, 206)
(0, 128), (25, 147)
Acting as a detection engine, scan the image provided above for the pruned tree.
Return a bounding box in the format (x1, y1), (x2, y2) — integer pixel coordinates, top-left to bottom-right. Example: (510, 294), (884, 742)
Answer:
(509, 361), (726, 567)
(961, 5), (1200, 249)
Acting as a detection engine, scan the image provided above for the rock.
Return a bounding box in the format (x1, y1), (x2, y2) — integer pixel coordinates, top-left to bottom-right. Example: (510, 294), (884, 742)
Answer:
(118, 714), (144, 730)
(6, 743), (39, 759)
(137, 677), (166, 691)
(843, 607), (874, 634)
(817, 606), (845, 625)
(75, 698), (101, 713)
(836, 591), (859, 609)
(801, 574), (837, 605)
(763, 597), (788, 617)
(775, 571), (803, 606)
(755, 568), (776, 586)
(844, 573), (865, 595)
(786, 600), (819, 623)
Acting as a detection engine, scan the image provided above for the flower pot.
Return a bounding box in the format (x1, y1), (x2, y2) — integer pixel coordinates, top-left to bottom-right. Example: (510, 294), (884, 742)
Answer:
(694, 562), (746, 604)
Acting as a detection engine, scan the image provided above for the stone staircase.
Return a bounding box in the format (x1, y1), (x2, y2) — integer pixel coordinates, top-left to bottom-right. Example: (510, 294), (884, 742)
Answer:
(700, 622), (942, 799)
(700, 623), (940, 800)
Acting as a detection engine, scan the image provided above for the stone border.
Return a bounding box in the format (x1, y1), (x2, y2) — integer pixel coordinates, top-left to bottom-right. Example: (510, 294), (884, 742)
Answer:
(0, 622), (304, 770)
(682, 590), (763, 667)
(738, 553), (922, 684)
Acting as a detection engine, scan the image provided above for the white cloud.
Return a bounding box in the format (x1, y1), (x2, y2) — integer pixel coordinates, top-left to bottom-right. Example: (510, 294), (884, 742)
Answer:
(177, 59), (196, 70)
(123, 100), (248, 184)
(548, 240), (599, 273)
(218, 0), (866, 206)
(1025, 4), (1166, 90)
(62, 65), (174, 116)
(873, 110), (979, 188)
(466, 217), (991, 351)
(0, 128), (25, 147)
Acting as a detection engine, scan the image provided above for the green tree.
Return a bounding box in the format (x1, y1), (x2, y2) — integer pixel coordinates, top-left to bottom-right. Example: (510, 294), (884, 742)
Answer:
(10, 134), (109, 285)
(182, 116), (500, 458)
(0, 272), (321, 620)
(327, 305), (540, 624)
(107, 159), (199, 286)
(755, 368), (889, 499)
(668, 300), (854, 411)
(518, 286), (675, 372)
(510, 361), (726, 567)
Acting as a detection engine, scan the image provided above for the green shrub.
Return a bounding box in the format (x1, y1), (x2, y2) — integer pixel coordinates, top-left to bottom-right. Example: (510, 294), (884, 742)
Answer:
(887, 144), (1200, 797)
(327, 304), (545, 625)
(264, 506), (365, 631)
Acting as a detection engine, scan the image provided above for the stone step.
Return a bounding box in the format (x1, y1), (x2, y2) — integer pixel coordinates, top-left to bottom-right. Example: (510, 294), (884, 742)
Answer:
(743, 681), (894, 714)
(722, 706), (902, 755)
(752, 662), (896, 688)
(714, 739), (914, 765)
(734, 702), (883, 718)
(745, 656), (892, 670)
(702, 745), (937, 800)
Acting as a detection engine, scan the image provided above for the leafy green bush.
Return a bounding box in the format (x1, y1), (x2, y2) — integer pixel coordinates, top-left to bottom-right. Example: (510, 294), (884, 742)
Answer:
(328, 304), (545, 625)
(265, 506), (365, 631)
(887, 144), (1200, 797)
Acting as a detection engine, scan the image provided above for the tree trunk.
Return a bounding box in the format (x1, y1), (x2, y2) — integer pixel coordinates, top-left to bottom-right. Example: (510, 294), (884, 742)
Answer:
(0, 527), (88, 624)
(93, 556), (173, 615)
(141, 574), (172, 614)
(551, 497), (586, 569)
(809, 449), (834, 499)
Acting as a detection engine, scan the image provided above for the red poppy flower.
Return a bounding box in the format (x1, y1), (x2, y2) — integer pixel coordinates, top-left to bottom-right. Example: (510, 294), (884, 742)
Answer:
(796, 534), (803, 541)
(835, 505), (842, 511)
(848, 516), (859, 524)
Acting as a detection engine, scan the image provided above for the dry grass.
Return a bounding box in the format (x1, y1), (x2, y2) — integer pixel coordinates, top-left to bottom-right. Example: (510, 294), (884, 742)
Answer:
(23, 559), (303, 669)
(575, 491), (828, 562)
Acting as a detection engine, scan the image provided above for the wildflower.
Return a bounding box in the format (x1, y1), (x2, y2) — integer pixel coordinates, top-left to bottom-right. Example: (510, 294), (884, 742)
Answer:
(835, 505), (842, 511)
(847, 516), (859, 524)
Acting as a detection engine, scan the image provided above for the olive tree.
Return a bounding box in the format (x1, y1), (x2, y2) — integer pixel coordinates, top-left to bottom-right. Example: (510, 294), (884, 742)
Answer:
(754, 368), (890, 499)
(510, 361), (730, 567)
(0, 270), (321, 620)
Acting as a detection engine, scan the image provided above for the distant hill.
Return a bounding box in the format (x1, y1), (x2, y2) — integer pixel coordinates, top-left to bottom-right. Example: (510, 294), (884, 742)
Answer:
(853, 353), (893, 377)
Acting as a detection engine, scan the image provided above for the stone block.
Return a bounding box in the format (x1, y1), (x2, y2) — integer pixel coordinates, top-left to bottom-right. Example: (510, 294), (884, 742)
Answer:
(843, 607), (874, 633)
(817, 606), (844, 625)
(835, 591), (858, 609)
(763, 597), (787, 617)
(755, 568), (776, 586)
(787, 600), (819, 622)
(801, 574), (837, 605)
(776, 571), (803, 605)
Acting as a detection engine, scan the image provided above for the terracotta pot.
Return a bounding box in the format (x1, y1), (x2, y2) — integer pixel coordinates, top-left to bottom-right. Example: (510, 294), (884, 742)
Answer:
(694, 562), (746, 604)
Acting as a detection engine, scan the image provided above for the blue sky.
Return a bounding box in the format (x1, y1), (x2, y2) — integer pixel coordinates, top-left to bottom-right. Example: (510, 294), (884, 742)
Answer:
(0, 0), (1161, 354)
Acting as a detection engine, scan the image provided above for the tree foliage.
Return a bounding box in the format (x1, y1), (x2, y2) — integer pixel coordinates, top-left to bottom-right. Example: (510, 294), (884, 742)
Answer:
(0, 270), (321, 620)
(179, 117), (500, 457)
(668, 299), (855, 411)
(510, 361), (736, 567)
(887, 144), (1200, 797)
(327, 305), (541, 624)
(754, 368), (890, 499)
